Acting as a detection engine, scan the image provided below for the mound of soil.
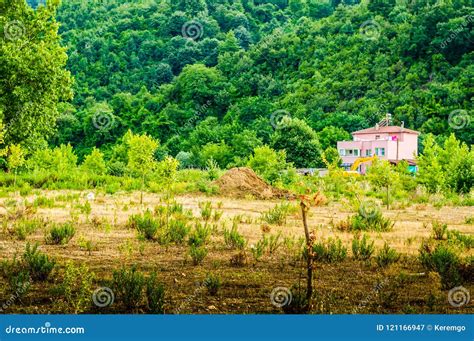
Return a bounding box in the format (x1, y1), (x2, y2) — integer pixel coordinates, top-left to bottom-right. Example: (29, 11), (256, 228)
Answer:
(214, 167), (290, 200)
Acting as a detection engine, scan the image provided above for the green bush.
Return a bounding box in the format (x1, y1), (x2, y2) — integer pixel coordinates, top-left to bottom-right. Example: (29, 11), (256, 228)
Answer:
(352, 234), (375, 261)
(57, 261), (95, 313)
(11, 218), (43, 240)
(260, 203), (291, 225)
(312, 237), (347, 263)
(447, 230), (474, 249)
(199, 201), (213, 221)
(188, 223), (211, 247)
(375, 243), (399, 267)
(23, 243), (55, 281)
(128, 211), (160, 241)
(167, 219), (190, 244)
(203, 273), (221, 296)
(224, 223), (246, 249)
(432, 221), (448, 240)
(350, 205), (394, 232)
(145, 272), (165, 314)
(45, 222), (76, 245)
(419, 241), (462, 288)
(189, 245), (207, 265)
(112, 266), (146, 310)
(250, 237), (267, 262)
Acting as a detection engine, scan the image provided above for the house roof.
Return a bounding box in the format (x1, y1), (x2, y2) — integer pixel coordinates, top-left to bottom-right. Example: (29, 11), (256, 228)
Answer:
(352, 126), (420, 135)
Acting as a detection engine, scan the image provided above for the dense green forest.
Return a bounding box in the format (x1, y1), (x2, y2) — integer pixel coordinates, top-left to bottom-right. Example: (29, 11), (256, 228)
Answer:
(2, 0), (473, 170)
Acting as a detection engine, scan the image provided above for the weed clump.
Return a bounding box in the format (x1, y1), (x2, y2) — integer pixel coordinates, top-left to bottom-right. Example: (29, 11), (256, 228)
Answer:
(45, 222), (76, 245)
(352, 234), (375, 261)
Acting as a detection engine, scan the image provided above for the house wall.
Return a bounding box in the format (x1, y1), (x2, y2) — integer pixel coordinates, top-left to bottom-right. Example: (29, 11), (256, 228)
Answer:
(398, 134), (418, 159)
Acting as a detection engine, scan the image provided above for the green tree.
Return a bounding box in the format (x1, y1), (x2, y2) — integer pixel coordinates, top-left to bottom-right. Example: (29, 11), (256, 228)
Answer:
(271, 117), (322, 168)
(7, 144), (25, 187)
(247, 146), (295, 184)
(126, 132), (159, 203)
(317, 126), (351, 151)
(82, 148), (107, 175)
(366, 159), (398, 210)
(417, 135), (445, 194)
(0, 0), (72, 148)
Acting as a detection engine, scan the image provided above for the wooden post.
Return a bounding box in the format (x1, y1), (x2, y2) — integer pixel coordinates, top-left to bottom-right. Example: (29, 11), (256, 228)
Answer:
(300, 201), (313, 312)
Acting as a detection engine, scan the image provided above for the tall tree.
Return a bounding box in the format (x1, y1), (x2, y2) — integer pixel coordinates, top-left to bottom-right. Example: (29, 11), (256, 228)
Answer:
(0, 0), (72, 150)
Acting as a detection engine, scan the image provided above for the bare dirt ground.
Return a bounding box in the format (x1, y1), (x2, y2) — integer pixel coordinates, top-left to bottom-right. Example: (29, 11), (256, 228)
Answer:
(0, 190), (473, 314)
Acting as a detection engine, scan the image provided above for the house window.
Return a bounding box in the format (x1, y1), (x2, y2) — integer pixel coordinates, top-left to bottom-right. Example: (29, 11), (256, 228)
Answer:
(339, 149), (345, 156)
(354, 149), (360, 157)
(366, 149), (372, 156)
(375, 135), (380, 140)
(375, 148), (385, 156)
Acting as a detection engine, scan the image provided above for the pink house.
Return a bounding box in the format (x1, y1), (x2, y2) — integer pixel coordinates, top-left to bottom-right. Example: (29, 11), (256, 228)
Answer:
(337, 124), (420, 174)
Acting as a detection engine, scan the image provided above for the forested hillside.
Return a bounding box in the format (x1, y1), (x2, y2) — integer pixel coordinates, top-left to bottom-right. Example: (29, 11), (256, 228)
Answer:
(14, 0), (474, 168)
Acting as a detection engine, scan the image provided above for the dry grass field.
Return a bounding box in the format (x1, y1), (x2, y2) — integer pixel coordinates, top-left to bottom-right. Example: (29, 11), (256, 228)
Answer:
(1, 190), (473, 314)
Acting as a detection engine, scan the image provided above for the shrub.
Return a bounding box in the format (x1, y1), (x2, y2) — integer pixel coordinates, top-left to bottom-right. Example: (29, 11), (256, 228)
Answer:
(167, 219), (190, 244)
(112, 266), (146, 310)
(419, 241), (462, 288)
(188, 223), (211, 247)
(57, 262), (95, 313)
(203, 273), (221, 296)
(199, 201), (213, 221)
(376, 243), (399, 267)
(312, 237), (347, 263)
(23, 243), (55, 281)
(352, 234), (375, 261)
(224, 223), (246, 249)
(432, 221), (448, 240)
(145, 272), (165, 314)
(128, 211), (160, 241)
(281, 286), (308, 314)
(250, 237), (267, 262)
(260, 203), (291, 225)
(11, 218), (43, 240)
(189, 245), (207, 265)
(350, 205), (394, 232)
(45, 222), (76, 245)
(447, 230), (474, 249)
(267, 232), (283, 255)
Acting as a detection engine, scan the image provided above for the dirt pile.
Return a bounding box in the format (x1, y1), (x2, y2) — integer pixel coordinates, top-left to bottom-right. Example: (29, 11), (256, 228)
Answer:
(214, 167), (290, 200)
